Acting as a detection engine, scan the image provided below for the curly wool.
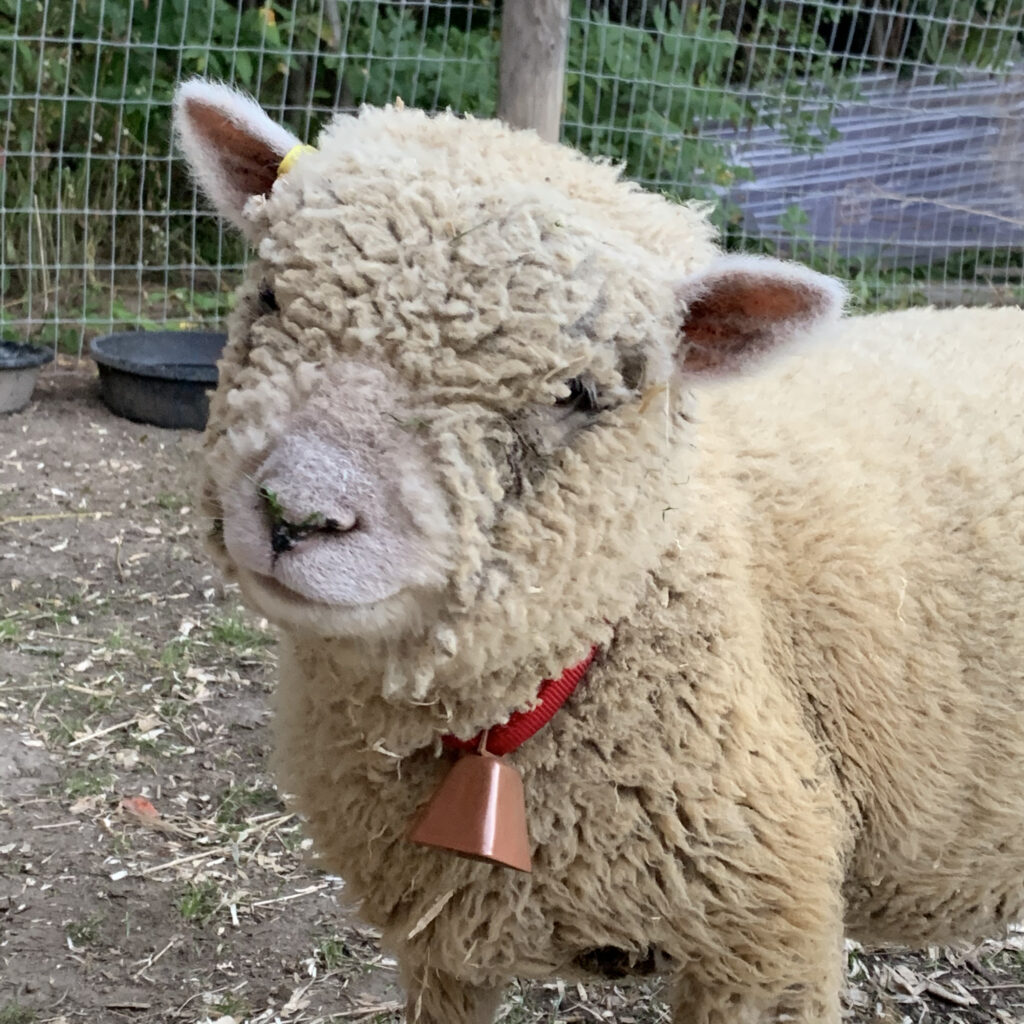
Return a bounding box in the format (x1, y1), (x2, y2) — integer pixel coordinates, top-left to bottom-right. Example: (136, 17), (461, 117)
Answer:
(187, 100), (1024, 1024)
(202, 108), (714, 716)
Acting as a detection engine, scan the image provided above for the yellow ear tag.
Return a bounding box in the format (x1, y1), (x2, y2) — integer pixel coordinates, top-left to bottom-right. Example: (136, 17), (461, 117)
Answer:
(277, 144), (316, 178)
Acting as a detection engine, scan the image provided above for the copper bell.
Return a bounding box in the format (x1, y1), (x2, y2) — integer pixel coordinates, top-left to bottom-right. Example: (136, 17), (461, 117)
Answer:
(408, 751), (532, 873)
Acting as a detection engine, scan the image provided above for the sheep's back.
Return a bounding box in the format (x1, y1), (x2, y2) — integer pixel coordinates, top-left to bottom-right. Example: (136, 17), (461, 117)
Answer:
(699, 305), (1023, 944)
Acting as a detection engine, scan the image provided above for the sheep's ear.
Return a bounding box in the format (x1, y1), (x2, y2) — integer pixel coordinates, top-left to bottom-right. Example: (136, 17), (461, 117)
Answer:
(677, 256), (846, 375)
(173, 78), (302, 233)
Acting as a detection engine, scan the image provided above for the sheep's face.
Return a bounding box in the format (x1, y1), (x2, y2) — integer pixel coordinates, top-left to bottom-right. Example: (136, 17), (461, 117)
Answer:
(174, 82), (844, 692)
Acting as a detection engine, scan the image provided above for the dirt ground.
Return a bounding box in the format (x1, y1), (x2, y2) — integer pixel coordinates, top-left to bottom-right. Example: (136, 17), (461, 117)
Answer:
(1, 364), (1022, 1024)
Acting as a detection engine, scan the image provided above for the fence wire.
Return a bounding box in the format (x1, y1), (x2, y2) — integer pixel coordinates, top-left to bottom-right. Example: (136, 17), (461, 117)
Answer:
(3, 1), (1024, 355)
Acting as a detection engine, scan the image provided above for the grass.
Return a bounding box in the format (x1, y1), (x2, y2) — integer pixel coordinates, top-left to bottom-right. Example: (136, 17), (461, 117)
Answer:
(159, 638), (193, 671)
(156, 491), (190, 513)
(42, 712), (86, 746)
(316, 936), (349, 971)
(763, 209), (1024, 312)
(66, 915), (104, 947)
(0, 1005), (37, 1024)
(178, 880), (221, 924)
(208, 612), (272, 651)
(104, 626), (129, 652)
(210, 991), (251, 1018)
(158, 696), (188, 722)
(214, 782), (280, 828)
(64, 770), (114, 799)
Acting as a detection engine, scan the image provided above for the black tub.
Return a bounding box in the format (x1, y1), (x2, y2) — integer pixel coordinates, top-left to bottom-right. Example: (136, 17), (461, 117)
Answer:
(90, 330), (227, 430)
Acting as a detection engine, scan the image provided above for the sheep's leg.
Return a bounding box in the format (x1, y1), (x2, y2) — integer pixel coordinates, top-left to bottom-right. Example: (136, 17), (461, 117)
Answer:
(670, 962), (843, 1023)
(402, 962), (502, 1024)
(768, 983), (843, 1023)
(668, 980), (765, 1024)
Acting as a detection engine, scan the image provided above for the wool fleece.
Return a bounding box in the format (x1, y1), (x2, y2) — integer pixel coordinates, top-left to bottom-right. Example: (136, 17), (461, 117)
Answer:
(172, 79), (1024, 1024)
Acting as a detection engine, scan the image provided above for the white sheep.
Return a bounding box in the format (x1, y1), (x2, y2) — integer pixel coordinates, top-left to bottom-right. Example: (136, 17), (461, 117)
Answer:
(173, 79), (1024, 1023)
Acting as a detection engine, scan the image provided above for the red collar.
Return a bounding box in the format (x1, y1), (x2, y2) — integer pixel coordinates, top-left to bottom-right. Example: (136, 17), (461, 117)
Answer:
(442, 647), (598, 757)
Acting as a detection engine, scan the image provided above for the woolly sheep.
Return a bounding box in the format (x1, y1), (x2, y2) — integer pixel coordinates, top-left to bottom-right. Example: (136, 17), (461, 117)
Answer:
(172, 79), (1024, 1024)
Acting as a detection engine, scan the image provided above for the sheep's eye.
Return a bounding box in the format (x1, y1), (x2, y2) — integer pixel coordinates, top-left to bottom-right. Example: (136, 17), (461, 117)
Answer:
(258, 283), (279, 313)
(556, 377), (598, 413)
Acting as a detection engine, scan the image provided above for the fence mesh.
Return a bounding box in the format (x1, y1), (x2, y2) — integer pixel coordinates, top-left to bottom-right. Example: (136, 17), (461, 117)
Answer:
(3, 0), (1024, 355)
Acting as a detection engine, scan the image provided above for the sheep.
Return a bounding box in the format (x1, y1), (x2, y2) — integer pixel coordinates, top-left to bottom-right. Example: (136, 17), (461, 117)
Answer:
(172, 78), (1024, 1024)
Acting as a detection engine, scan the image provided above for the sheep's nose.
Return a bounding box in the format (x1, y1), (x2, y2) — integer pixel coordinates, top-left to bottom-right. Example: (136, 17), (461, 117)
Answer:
(258, 486), (359, 556)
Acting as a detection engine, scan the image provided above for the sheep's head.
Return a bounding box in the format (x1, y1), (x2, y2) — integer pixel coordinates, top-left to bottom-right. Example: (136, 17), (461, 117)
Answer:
(173, 81), (844, 699)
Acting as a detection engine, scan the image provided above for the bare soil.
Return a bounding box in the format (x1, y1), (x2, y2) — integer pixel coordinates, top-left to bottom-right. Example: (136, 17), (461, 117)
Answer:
(1, 365), (1021, 1024)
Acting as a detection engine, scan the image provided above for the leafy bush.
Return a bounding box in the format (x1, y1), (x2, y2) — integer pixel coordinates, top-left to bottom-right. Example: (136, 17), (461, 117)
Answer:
(0, 0), (503, 346)
(564, 1), (745, 200)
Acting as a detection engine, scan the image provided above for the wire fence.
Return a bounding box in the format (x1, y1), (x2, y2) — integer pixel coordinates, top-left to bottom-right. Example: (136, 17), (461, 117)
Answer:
(4, 0), (1024, 355)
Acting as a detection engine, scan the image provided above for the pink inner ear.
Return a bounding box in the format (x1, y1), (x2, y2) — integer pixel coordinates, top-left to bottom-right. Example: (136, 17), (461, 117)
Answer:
(184, 97), (283, 200)
(682, 273), (831, 373)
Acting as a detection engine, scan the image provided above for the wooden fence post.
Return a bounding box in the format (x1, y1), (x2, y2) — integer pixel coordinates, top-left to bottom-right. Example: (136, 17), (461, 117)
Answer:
(498, 0), (570, 142)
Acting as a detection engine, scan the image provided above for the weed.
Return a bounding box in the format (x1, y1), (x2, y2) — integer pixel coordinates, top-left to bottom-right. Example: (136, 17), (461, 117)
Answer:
(258, 486), (287, 523)
(215, 783), (280, 828)
(315, 936), (349, 971)
(105, 626), (129, 652)
(64, 770), (114, 799)
(44, 712), (86, 746)
(210, 992), (251, 1017)
(0, 618), (19, 642)
(66, 914), (103, 947)
(178, 879), (221, 924)
(278, 822), (307, 853)
(0, 1005), (37, 1024)
(208, 612), (272, 651)
(159, 638), (192, 671)
(156, 492), (189, 512)
(158, 697), (187, 722)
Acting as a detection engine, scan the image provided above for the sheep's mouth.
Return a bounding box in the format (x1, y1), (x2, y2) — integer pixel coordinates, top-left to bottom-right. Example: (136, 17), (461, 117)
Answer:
(234, 563), (437, 640)
(248, 570), (334, 607)
(243, 567), (404, 610)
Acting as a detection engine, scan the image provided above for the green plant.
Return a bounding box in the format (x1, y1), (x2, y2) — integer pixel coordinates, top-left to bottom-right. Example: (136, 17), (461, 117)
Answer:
(214, 782), (280, 827)
(0, 1004), (37, 1024)
(208, 611), (272, 651)
(210, 992), (251, 1017)
(156, 491), (189, 512)
(758, 199), (1024, 312)
(159, 637), (193, 671)
(178, 879), (221, 923)
(564, 0), (745, 205)
(105, 626), (129, 651)
(44, 712), (86, 746)
(904, 0), (1020, 68)
(65, 770), (114, 799)
(66, 914), (103, 947)
(315, 935), (349, 970)
(321, 3), (500, 113)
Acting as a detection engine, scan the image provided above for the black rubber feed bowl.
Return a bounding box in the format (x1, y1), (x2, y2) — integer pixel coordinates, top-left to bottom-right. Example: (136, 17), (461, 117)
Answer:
(90, 331), (227, 431)
(0, 339), (54, 369)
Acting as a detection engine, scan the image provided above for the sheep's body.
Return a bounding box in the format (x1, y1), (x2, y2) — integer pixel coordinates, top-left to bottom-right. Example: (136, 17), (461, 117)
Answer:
(725, 308), (1024, 948)
(273, 305), (1024, 1019)
(173, 83), (1024, 1022)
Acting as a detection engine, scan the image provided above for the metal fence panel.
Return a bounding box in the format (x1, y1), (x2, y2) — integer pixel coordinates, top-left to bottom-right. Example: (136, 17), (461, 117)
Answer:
(3, 0), (1024, 355)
